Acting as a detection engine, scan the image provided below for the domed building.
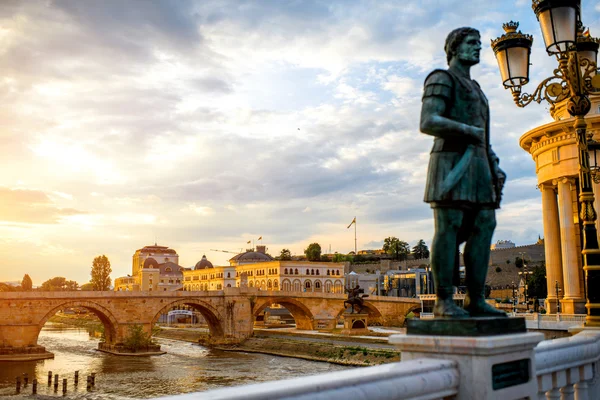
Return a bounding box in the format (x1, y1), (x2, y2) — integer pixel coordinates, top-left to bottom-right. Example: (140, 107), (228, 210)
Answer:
(519, 93), (600, 314)
(182, 245), (346, 293)
(114, 244), (184, 292)
(195, 255), (213, 270)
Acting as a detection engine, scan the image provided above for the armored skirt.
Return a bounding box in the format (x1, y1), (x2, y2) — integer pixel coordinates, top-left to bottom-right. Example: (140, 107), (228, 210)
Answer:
(424, 140), (497, 207)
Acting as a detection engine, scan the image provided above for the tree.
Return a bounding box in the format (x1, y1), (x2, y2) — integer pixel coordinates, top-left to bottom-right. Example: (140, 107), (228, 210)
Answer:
(124, 324), (154, 352)
(21, 274), (33, 291)
(383, 237), (410, 260)
(80, 282), (95, 291)
(515, 257), (524, 268)
(304, 243), (322, 261)
(412, 239), (430, 260)
(332, 253), (345, 263)
(40, 277), (79, 291)
(91, 255), (112, 291)
(527, 264), (548, 299)
(279, 249), (292, 261)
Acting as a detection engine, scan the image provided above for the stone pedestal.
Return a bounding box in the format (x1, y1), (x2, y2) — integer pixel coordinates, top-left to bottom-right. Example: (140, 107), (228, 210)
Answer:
(390, 328), (544, 400)
(314, 318), (336, 330)
(340, 313), (369, 335)
(560, 298), (586, 314)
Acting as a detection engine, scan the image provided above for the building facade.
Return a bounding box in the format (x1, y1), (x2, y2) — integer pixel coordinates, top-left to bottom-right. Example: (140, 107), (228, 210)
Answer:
(520, 93), (600, 313)
(183, 246), (346, 293)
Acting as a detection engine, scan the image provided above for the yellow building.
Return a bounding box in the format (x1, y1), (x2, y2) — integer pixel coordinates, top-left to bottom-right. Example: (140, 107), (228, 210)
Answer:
(520, 93), (600, 314)
(114, 244), (185, 292)
(183, 246), (346, 293)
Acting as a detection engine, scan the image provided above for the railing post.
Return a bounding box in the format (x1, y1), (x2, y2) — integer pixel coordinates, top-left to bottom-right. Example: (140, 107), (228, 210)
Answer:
(559, 384), (574, 400)
(574, 380), (589, 400)
(546, 388), (561, 399)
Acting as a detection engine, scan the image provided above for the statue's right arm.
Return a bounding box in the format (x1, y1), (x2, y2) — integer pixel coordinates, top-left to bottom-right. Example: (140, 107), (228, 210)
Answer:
(420, 72), (483, 143)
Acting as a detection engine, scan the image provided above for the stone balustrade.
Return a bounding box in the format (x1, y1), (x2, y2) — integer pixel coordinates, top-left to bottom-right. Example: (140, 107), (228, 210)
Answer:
(535, 329), (600, 399)
(162, 329), (600, 400)
(516, 313), (587, 330)
(160, 358), (459, 400)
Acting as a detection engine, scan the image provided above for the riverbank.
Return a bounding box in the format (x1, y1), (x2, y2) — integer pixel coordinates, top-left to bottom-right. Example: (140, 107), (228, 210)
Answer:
(154, 327), (401, 366)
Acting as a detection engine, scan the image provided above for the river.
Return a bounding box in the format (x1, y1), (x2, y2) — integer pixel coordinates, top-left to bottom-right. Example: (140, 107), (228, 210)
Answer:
(0, 323), (351, 399)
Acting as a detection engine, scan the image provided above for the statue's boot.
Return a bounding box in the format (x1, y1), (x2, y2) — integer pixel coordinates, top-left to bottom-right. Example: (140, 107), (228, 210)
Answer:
(433, 288), (469, 318)
(464, 292), (507, 317)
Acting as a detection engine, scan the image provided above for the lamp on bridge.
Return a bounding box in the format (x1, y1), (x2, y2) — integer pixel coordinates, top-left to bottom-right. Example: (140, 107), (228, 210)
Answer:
(492, 0), (600, 326)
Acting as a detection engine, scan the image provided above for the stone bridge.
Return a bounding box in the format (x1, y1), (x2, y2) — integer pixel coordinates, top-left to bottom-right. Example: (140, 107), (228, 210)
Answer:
(0, 288), (419, 359)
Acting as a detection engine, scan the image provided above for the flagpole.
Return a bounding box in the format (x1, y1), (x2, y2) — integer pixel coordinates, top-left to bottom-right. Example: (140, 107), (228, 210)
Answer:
(354, 217), (357, 255)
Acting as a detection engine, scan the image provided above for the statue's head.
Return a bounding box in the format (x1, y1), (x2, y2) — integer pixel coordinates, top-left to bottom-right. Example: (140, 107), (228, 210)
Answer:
(444, 27), (481, 66)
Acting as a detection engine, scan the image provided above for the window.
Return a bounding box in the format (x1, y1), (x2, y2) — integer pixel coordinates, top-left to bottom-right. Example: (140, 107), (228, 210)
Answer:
(227, 272), (231, 278)
(165, 267), (172, 272)
(285, 268), (288, 274)
(315, 281), (321, 289)
(327, 270), (330, 275)
(295, 268), (298, 275)
(306, 269), (310, 274)
(316, 270), (320, 275)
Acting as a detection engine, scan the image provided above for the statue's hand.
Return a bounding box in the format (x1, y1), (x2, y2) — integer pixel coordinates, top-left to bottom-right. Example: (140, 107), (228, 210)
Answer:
(467, 126), (484, 144)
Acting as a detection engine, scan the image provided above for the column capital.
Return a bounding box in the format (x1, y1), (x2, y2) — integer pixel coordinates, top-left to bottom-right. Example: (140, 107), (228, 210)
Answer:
(538, 182), (557, 192)
(553, 177), (576, 186)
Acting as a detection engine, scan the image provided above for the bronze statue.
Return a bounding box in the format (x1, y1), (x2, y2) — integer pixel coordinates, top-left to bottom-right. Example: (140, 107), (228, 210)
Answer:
(344, 284), (367, 314)
(420, 27), (506, 318)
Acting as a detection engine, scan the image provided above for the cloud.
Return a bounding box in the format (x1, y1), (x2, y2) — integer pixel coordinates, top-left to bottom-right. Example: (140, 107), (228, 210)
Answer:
(0, 187), (85, 224)
(0, 0), (571, 283)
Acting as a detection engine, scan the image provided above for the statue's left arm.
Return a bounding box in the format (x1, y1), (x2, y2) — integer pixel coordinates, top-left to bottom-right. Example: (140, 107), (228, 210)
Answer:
(488, 144), (506, 207)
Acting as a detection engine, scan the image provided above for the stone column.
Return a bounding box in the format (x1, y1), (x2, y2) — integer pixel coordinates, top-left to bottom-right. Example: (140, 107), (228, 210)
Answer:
(556, 178), (585, 314)
(540, 183), (563, 314)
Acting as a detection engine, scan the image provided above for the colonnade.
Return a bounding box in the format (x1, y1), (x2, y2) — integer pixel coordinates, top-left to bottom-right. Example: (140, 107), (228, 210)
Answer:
(539, 179), (586, 314)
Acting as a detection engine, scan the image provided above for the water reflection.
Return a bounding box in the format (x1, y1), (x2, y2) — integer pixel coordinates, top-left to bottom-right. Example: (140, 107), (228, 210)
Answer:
(0, 323), (350, 399)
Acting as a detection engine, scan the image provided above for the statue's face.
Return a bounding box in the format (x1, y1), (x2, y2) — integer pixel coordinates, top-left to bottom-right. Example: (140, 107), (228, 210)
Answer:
(455, 33), (481, 66)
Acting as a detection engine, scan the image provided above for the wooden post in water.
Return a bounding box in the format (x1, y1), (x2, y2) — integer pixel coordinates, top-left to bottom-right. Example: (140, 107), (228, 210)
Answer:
(23, 373), (28, 386)
(62, 378), (67, 394)
(74, 370), (79, 385)
(32, 379), (37, 394)
(48, 371), (52, 385)
(15, 377), (21, 394)
(54, 374), (59, 390)
(86, 376), (91, 391)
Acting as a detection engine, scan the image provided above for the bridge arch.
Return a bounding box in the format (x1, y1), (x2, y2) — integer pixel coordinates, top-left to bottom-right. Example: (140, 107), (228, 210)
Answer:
(151, 299), (225, 338)
(336, 302), (384, 326)
(38, 300), (119, 343)
(253, 297), (314, 330)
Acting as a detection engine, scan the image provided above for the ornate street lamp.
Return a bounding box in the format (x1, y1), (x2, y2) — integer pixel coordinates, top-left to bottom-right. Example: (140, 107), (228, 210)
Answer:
(492, 1), (600, 326)
(555, 280), (562, 313)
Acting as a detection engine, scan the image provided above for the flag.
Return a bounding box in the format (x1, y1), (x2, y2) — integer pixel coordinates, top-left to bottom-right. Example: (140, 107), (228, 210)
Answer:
(258, 236), (262, 240)
(347, 217), (356, 229)
(247, 240), (251, 244)
(584, 28), (590, 37)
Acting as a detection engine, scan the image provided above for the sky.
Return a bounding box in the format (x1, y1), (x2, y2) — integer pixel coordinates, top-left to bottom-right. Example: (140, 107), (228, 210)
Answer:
(1, 0), (599, 285)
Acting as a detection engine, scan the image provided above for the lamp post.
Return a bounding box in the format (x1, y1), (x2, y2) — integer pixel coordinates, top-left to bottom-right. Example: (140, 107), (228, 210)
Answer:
(512, 281), (517, 314)
(492, 0), (600, 326)
(518, 255), (533, 311)
(555, 280), (562, 313)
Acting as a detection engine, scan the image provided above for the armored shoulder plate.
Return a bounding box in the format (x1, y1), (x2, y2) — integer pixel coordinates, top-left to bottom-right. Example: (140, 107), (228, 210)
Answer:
(423, 69), (453, 102)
